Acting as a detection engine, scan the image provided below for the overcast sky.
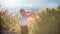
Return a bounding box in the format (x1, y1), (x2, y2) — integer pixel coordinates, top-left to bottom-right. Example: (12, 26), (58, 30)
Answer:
(0, 0), (60, 10)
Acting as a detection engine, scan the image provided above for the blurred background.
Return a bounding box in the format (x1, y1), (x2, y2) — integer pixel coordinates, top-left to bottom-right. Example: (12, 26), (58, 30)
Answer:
(0, 0), (60, 34)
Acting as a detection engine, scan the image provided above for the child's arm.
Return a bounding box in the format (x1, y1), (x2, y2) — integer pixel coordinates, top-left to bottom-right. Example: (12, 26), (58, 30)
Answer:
(25, 12), (36, 17)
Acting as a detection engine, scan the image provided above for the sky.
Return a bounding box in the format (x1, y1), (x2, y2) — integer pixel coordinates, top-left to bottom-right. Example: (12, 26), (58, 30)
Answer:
(0, 0), (60, 11)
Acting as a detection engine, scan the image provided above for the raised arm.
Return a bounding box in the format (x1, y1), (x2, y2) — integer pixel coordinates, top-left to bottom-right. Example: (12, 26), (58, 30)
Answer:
(24, 12), (36, 18)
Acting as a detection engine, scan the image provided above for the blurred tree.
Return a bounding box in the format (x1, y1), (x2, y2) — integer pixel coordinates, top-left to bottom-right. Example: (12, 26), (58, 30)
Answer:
(57, 5), (60, 10)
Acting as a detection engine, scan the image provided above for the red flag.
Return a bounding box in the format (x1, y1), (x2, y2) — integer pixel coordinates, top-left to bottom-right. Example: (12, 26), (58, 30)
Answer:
(24, 12), (36, 18)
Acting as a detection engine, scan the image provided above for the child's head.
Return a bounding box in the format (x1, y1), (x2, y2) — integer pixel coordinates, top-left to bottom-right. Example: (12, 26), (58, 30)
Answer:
(20, 9), (25, 15)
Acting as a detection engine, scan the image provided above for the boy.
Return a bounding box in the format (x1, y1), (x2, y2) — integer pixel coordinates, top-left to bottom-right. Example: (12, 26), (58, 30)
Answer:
(20, 9), (36, 34)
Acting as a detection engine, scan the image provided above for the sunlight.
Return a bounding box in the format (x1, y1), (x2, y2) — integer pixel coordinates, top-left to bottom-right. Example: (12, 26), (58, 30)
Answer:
(36, 16), (39, 18)
(25, 4), (33, 7)
(3, 0), (21, 7)
(12, 14), (15, 16)
(5, 0), (18, 7)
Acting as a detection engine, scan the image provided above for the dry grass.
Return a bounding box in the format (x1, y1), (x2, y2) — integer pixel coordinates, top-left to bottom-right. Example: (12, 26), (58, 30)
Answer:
(0, 7), (60, 34)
